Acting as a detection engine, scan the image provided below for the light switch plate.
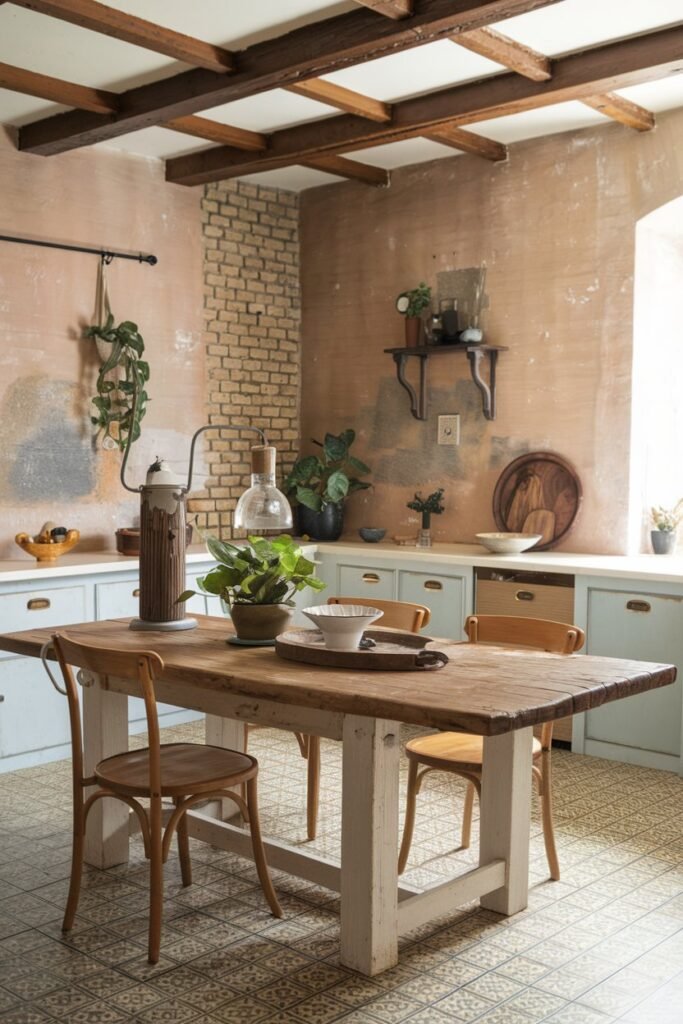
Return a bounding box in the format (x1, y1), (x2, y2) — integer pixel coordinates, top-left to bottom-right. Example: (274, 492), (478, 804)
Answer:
(438, 414), (460, 446)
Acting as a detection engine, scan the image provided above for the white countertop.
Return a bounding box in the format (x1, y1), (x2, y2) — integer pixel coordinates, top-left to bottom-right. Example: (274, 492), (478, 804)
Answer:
(2, 540), (682, 586)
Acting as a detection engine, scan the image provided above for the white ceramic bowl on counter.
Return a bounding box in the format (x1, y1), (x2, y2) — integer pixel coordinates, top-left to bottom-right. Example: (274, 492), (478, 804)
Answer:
(302, 604), (383, 651)
(476, 532), (542, 554)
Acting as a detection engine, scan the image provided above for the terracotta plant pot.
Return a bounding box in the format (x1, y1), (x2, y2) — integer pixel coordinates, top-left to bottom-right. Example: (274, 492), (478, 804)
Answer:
(229, 603), (294, 641)
(404, 316), (422, 347)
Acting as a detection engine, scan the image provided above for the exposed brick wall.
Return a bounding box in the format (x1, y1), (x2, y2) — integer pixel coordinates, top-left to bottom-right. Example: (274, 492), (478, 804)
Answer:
(189, 180), (301, 538)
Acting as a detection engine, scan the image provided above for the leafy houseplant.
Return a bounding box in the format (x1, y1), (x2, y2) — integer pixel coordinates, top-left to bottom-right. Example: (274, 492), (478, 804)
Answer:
(407, 488), (445, 548)
(396, 283), (432, 347)
(179, 533), (326, 641)
(649, 500), (683, 555)
(284, 429), (371, 542)
(86, 315), (150, 451)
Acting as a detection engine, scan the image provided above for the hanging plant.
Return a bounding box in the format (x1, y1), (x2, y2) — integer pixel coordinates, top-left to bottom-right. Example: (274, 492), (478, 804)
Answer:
(85, 314), (150, 451)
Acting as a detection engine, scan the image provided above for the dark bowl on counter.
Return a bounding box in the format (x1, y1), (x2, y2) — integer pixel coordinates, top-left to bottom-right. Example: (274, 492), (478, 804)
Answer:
(358, 527), (386, 543)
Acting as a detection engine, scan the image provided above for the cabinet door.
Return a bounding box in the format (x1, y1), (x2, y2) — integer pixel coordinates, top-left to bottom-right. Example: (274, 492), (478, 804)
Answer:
(0, 585), (87, 659)
(96, 577), (207, 619)
(0, 657), (71, 759)
(338, 565), (395, 601)
(399, 571), (467, 640)
(585, 589), (683, 757)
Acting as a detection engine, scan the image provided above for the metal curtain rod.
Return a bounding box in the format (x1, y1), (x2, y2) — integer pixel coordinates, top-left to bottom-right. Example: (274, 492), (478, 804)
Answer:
(0, 233), (158, 266)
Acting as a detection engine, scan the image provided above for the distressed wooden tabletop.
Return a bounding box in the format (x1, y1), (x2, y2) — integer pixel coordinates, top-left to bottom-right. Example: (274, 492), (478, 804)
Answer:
(0, 616), (676, 736)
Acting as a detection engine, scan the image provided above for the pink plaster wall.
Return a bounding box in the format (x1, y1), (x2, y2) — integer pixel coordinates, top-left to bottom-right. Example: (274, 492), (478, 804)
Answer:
(0, 128), (204, 559)
(299, 108), (683, 554)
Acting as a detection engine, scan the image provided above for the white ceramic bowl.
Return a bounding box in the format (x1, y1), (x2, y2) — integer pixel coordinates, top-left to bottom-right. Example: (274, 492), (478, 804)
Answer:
(476, 532), (543, 554)
(302, 604), (383, 651)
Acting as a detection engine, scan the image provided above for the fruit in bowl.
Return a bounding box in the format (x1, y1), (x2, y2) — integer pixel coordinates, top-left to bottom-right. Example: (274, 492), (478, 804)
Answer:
(302, 604), (383, 651)
(475, 532), (542, 554)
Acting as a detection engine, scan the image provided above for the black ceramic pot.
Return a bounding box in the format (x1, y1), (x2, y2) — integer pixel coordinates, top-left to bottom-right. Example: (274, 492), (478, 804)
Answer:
(298, 502), (344, 541)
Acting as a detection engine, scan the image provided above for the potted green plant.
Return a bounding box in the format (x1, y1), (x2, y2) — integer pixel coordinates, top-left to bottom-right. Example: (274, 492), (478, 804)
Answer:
(284, 429), (371, 541)
(179, 533), (326, 642)
(396, 283), (431, 347)
(649, 501), (683, 554)
(407, 488), (445, 548)
(85, 315), (150, 451)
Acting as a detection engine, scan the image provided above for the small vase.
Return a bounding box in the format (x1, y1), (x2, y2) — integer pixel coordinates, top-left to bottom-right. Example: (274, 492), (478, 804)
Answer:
(417, 528), (432, 548)
(651, 530), (676, 555)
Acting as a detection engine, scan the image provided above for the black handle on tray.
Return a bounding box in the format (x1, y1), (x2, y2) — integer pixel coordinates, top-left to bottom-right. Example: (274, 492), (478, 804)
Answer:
(415, 651), (449, 670)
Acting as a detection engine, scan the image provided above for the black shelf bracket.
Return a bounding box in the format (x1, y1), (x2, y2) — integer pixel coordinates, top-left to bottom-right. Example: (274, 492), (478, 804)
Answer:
(385, 344), (507, 421)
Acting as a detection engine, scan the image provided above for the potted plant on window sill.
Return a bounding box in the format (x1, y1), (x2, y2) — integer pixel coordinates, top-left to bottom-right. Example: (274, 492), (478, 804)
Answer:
(650, 501), (683, 555)
(284, 429), (371, 542)
(179, 534), (326, 642)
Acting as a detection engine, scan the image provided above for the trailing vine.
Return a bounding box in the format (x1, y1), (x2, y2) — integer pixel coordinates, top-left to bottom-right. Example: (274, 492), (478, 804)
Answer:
(86, 315), (150, 451)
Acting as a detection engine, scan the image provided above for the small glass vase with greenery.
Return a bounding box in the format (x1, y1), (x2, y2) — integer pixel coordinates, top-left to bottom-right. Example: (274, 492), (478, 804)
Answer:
(407, 488), (445, 548)
(86, 315), (150, 451)
(179, 533), (326, 641)
(284, 429), (371, 541)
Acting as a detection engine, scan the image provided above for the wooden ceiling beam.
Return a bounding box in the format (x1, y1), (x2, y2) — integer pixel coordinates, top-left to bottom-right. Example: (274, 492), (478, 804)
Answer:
(352, 0), (413, 17)
(455, 26), (551, 81)
(303, 153), (390, 186)
(5, 0), (235, 73)
(165, 25), (683, 186)
(17, 1), (562, 155)
(582, 92), (655, 132)
(0, 60), (117, 114)
(426, 124), (507, 161)
(287, 79), (392, 123)
(163, 116), (267, 151)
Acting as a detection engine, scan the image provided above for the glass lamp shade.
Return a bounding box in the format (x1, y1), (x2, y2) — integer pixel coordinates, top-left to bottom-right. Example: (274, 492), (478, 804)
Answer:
(233, 445), (293, 530)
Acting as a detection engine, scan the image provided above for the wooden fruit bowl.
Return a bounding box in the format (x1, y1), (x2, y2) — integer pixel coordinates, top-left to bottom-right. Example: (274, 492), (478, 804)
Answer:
(15, 530), (80, 562)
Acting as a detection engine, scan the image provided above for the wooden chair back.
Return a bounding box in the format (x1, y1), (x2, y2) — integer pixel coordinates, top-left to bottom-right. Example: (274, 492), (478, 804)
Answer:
(327, 596), (431, 633)
(51, 633), (164, 793)
(464, 614), (584, 655)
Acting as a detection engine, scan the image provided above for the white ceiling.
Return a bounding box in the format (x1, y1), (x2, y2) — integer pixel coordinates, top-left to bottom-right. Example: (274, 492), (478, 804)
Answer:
(1, 0), (682, 191)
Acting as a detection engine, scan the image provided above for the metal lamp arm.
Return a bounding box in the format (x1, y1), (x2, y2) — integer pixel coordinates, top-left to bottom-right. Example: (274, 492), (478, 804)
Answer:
(185, 424), (267, 494)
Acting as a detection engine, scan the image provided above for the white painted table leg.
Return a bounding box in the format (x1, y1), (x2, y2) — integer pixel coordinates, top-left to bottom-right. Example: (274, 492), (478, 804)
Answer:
(340, 715), (400, 976)
(479, 726), (533, 915)
(82, 675), (129, 868)
(205, 714), (247, 820)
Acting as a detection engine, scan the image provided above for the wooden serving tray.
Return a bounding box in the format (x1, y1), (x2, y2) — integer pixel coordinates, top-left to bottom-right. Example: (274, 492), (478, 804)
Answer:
(275, 628), (449, 671)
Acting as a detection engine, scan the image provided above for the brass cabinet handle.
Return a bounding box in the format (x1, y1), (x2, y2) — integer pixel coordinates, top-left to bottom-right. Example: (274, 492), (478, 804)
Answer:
(627, 599), (651, 613)
(132, 588), (140, 597)
(27, 598), (50, 611)
(424, 580), (443, 591)
(515, 590), (535, 602)
(361, 573), (380, 583)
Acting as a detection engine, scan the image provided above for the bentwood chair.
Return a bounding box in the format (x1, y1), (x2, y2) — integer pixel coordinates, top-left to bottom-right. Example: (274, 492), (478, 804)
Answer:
(303, 597), (431, 839)
(45, 633), (282, 964)
(398, 614), (585, 880)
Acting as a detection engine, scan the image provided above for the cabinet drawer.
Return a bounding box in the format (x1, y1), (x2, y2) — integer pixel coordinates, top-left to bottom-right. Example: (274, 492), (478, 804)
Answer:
(96, 576), (207, 620)
(338, 565), (395, 601)
(0, 657), (70, 757)
(0, 585), (87, 659)
(476, 579), (574, 622)
(586, 589), (683, 757)
(398, 571), (467, 640)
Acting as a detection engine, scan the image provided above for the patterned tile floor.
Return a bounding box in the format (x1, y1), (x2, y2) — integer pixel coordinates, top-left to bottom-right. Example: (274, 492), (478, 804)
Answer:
(1, 722), (683, 1023)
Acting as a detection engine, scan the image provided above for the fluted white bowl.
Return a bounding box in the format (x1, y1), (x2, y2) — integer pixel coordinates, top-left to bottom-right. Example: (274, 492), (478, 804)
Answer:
(476, 532), (542, 554)
(302, 604), (383, 651)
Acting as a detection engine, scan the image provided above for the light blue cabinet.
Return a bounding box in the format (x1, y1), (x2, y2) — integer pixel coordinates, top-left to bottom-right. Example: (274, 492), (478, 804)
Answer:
(574, 576), (683, 774)
(318, 552), (472, 640)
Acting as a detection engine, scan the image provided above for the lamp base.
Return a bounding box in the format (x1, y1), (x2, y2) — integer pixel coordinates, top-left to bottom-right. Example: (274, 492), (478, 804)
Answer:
(129, 617), (198, 632)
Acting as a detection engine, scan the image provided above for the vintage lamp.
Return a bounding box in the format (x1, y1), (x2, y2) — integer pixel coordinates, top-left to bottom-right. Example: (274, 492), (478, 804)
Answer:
(120, 421), (292, 631)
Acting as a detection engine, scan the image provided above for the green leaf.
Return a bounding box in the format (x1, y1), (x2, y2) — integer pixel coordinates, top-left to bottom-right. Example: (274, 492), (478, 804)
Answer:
(326, 470), (349, 503)
(206, 535), (242, 565)
(177, 590), (195, 603)
(297, 487), (323, 511)
(347, 455), (370, 475)
(339, 428), (355, 449)
(323, 432), (347, 462)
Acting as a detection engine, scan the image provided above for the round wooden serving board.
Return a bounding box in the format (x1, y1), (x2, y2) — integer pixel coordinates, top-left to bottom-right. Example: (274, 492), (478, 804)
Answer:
(492, 451), (582, 551)
(275, 628), (449, 671)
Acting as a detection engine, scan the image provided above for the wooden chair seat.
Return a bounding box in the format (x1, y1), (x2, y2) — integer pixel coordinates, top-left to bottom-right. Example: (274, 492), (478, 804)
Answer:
(398, 614), (585, 881)
(96, 743), (256, 798)
(406, 731), (543, 772)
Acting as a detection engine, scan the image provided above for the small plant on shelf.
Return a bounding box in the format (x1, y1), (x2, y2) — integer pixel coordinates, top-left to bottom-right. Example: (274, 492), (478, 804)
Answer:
(650, 501), (683, 532)
(395, 283), (432, 318)
(407, 488), (445, 530)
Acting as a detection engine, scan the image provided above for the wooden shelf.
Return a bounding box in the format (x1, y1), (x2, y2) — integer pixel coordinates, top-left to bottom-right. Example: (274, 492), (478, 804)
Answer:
(384, 343), (508, 422)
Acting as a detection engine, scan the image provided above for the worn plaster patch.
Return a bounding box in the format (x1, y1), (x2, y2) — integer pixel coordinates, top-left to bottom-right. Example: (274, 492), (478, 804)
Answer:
(0, 376), (95, 503)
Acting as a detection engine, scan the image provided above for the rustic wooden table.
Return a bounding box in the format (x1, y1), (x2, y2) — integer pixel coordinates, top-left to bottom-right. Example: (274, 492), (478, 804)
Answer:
(0, 616), (676, 976)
